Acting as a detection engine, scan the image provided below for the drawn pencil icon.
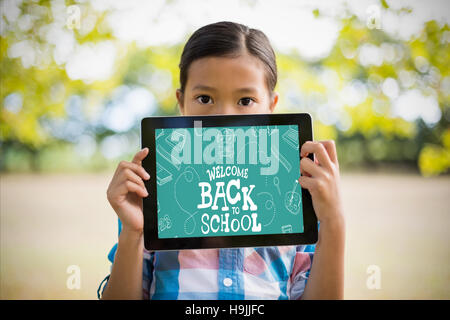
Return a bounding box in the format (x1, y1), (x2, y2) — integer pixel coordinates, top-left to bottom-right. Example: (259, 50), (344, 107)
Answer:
(156, 144), (181, 171)
(156, 162), (172, 186)
(282, 126), (299, 150)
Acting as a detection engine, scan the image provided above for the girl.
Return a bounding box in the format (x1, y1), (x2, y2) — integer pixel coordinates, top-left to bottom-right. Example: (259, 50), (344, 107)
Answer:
(99, 21), (345, 300)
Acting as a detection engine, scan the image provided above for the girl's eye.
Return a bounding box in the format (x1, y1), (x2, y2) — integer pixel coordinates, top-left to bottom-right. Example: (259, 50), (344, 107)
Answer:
(196, 95), (213, 104)
(238, 97), (254, 107)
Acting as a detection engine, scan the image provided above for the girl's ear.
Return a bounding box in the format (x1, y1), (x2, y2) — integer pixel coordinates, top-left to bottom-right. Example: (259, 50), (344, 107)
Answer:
(176, 89), (185, 115)
(269, 92), (279, 113)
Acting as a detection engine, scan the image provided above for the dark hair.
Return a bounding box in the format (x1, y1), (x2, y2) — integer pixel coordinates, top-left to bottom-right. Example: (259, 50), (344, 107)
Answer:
(179, 21), (277, 94)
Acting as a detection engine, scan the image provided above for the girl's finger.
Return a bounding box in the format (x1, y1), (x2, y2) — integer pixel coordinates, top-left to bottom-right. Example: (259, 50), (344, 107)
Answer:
(123, 180), (148, 198)
(121, 168), (146, 189)
(319, 140), (338, 166)
(132, 148), (149, 165)
(298, 175), (316, 191)
(119, 161), (150, 180)
(301, 141), (333, 170)
(300, 166), (312, 178)
(300, 157), (324, 178)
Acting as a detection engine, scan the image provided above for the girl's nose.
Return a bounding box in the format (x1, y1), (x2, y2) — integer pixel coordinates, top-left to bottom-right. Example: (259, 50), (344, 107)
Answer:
(214, 103), (236, 115)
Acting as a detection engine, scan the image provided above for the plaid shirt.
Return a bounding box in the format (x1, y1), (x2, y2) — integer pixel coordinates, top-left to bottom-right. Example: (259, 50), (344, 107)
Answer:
(98, 219), (315, 300)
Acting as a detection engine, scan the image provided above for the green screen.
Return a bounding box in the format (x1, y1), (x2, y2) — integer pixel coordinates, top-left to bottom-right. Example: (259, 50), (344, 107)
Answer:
(155, 124), (303, 239)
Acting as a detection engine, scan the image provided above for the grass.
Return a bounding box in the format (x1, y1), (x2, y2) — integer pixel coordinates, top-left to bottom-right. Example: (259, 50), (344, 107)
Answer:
(1, 172), (449, 299)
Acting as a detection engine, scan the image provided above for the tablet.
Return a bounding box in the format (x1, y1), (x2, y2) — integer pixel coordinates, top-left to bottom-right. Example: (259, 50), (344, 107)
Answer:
(141, 113), (318, 251)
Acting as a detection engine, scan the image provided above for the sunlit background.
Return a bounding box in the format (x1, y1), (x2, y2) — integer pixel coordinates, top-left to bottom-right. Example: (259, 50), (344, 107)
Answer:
(1, 0), (449, 299)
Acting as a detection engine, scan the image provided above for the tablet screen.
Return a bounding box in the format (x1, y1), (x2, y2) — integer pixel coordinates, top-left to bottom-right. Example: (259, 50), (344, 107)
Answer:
(155, 124), (303, 239)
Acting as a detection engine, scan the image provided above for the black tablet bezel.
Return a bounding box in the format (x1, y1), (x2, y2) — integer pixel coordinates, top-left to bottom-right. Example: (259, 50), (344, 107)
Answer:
(141, 113), (318, 251)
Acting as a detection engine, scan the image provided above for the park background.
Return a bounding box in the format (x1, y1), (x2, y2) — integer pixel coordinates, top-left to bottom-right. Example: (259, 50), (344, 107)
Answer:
(0, 0), (449, 299)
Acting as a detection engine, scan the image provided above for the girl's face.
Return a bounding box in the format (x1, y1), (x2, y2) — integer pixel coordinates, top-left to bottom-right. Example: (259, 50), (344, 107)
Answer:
(176, 52), (278, 116)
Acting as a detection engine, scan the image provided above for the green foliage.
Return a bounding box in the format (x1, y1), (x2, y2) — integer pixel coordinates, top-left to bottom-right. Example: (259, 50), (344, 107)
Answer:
(0, 1), (449, 176)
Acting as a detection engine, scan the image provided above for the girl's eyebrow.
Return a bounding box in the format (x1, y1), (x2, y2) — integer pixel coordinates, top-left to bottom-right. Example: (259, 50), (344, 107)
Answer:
(192, 85), (258, 95)
(234, 87), (258, 94)
(192, 85), (217, 92)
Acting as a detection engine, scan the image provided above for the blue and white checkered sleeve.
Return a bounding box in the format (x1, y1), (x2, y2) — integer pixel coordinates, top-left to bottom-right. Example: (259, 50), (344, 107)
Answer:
(289, 244), (315, 300)
(142, 249), (155, 299)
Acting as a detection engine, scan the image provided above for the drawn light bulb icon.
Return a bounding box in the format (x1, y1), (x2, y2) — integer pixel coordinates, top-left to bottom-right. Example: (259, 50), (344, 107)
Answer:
(222, 128), (235, 158)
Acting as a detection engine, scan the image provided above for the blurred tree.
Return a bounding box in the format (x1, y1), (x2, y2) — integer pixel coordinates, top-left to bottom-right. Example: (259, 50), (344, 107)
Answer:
(0, 0), (449, 175)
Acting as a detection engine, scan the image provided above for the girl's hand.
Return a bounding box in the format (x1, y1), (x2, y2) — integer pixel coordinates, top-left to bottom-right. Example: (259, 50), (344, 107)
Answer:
(298, 140), (343, 225)
(106, 148), (150, 235)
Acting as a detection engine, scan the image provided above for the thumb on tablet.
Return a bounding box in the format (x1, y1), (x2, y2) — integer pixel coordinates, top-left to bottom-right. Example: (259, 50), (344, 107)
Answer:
(132, 148), (149, 165)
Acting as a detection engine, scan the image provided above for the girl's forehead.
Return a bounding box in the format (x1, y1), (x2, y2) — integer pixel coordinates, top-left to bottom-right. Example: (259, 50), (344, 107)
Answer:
(185, 54), (268, 93)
